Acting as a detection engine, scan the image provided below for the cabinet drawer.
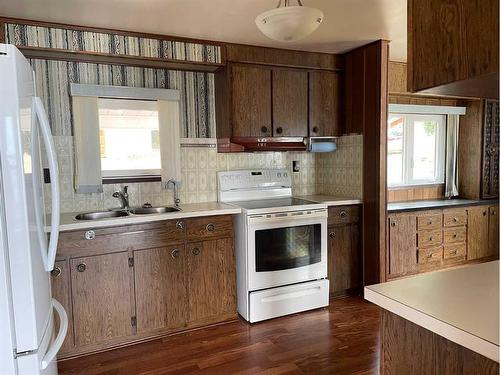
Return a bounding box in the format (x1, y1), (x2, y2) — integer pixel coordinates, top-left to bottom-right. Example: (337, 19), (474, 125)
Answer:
(417, 213), (442, 230)
(417, 230), (442, 248)
(443, 227), (467, 243)
(186, 215), (233, 242)
(58, 220), (186, 257)
(443, 244), (466, 260)
(328, 205), (360, 225)
(443, 210), (467, 227)
(418, 247), (443, 264)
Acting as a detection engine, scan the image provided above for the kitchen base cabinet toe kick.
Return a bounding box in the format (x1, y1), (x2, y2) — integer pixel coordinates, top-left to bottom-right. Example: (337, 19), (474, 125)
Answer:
(51, 215), (237, 359)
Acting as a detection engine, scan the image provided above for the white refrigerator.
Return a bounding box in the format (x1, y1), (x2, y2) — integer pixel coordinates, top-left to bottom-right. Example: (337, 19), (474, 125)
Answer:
(0, 44), (68, 375)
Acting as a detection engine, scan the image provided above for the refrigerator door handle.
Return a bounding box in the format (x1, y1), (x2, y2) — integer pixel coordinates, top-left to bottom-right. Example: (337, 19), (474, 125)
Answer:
(40, 298), (68, 370)
(33, 96), (60, 272)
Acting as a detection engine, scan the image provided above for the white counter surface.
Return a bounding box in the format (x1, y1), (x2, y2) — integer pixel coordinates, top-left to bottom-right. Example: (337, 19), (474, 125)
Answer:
(47, 202), (241, 232)
(299, 195), (362, 206)
(365, 261), (499, 362)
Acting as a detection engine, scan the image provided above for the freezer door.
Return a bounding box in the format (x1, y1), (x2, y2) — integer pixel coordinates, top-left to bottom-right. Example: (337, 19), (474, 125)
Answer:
(0, 44), (54, 352)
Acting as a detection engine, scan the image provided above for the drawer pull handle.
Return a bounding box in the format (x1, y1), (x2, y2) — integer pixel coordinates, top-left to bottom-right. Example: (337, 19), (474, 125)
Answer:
(171, 249), (180, 258)
(51, 267), (61, 277)
(453, 234), (457, 239)
(451, 250), (458, 255)
(76, 263), (86, 272)
(427, 254), (434, 259)
(329, 232), (336, 239)
(84, 230), (95, 240)
(192, 247), (201, 256)
(340, 211), (348, 218)
(429, 236), (433, 241)
(390, 221), (397, 227)
(453, 217), (458, 222)
(483, 211), (487, 216)
(312, 126), (319, 133)
(176, 220), (184, 230)
(206, 223), (215, 232)
(427, 220), (432, 225)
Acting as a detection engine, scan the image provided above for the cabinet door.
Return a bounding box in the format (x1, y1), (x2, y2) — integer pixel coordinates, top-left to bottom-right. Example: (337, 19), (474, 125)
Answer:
(134, 246), (187, 334)
(231, 65), (272, 137)
(309, 71), (341, 137)
(489, 205), (499, 257)
(387, 214), (417, 277)
(50, 260), (74, 354)
(70, 252), (133, 346)
(186, 238), (236, 324)
(272, 68), (308, 137)
(467, 206), (489, 260)
(327, 224), (360, 294)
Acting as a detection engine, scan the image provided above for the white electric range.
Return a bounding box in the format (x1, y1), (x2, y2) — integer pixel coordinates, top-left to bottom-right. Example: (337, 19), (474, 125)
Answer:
(218, 169), (330, 323)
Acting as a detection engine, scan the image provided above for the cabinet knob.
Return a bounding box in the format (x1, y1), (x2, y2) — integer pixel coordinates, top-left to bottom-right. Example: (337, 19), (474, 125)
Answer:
(483, 211), (488, 216)
(492, 211), (496, 216)
(192, 247), (201, 256)
(329, 232), (336, 239)
(76, 263), (87, 272)
(427, 220), (432, 225)
(206, 223), (215, 232)
(339, 210), (348, 218)
(453, 217), (458, 222)
(390, 221), (397, 227)
(276, 127), (283, 135)
(176, 220), (184, 230)
(453, 234), (457, 239)
(261, 126), (268, 133)
(84, 230), (95, 240)
(429, 236), (433, 241)
(171, 249), (180, 258)
(312, 126), (319, 134)
(51, 266), (61, 277)
(451, 250), (458, 255)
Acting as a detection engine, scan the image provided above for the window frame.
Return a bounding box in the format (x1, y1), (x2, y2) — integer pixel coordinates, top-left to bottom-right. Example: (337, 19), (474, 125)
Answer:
(387, 113), (446, 188)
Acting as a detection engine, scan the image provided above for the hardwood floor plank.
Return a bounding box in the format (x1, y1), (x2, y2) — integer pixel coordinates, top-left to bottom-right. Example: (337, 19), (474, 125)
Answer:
(58, 297), (380, 375)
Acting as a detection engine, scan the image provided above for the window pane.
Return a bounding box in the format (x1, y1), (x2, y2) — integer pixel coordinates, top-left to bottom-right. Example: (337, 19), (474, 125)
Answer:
(412, 120), (437, 180)
(98, 99), (160, 175)
(387, 115), (404, 185)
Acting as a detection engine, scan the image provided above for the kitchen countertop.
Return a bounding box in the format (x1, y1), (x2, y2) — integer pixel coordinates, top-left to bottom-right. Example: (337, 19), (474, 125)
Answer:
(365, 261), (499, 362)
(387, 198), (498, 213)
(299, 195), (363, 206)
(46, 202), (242, 232)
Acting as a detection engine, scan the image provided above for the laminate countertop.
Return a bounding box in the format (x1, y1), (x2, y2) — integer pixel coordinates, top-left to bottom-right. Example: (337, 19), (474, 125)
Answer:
(365, 261), (499, 362)
(387, 198), (498, 213)
(299, 195), (363, 206)
(46, 202), (242, 232)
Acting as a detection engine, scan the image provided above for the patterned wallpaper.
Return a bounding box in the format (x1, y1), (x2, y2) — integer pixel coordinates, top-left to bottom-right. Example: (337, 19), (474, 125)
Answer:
(5, 23), (222, 63)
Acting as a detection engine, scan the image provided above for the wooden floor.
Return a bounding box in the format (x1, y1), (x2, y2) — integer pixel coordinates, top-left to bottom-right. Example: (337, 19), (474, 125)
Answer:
(58, 297), (381, 375)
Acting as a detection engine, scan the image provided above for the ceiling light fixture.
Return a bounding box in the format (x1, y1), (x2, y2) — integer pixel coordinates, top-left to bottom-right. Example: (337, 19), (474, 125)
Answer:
(255, 0), (324, 42)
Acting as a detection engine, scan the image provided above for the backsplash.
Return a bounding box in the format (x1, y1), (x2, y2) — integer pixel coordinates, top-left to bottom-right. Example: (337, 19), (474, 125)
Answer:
(44, 135), (362, 214)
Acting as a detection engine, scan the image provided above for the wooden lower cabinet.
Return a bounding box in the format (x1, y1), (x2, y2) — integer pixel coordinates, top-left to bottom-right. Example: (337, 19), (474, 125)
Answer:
(70, 252), (134, 347)
(134, 245), (188, 334)
(186, 238), (236, 324)
(468, 206), (490, 260)
(489, 205), (499, 256)
(327, 224), (360, 295)
(53, 215), (236, 358)
(387, 213), (417, 278)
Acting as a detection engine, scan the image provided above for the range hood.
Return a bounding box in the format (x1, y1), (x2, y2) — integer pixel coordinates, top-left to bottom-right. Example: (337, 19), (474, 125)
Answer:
(305, 136), (337, 152)
(218, 137), (307, 152)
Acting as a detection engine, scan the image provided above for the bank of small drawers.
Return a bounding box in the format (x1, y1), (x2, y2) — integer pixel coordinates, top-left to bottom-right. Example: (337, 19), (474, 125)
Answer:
(416, 208), (468, 266)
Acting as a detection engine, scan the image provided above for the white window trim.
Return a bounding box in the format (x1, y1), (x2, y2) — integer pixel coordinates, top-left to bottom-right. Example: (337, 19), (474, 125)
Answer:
(70, 83), (179, 101)
(388, 113), (446, 188)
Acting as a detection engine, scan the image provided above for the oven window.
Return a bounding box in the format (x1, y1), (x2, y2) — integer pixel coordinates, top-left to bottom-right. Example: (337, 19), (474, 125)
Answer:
(255, 224), (322, 272)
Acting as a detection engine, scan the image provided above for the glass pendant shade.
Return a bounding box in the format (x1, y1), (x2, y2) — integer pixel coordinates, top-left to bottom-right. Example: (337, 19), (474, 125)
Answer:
(255, 5), (324, 42)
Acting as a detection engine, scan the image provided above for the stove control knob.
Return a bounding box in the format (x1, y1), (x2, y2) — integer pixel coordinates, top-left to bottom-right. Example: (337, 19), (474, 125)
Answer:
(283, 172), (288, 178)
(277, 172), (281, 177)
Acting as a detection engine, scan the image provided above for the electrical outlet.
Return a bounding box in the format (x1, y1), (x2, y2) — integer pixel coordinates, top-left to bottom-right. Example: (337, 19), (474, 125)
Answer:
(292, 160), (300, 172)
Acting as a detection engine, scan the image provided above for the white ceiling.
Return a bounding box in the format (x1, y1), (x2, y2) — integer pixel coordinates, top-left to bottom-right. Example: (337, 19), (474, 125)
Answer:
(0, 0), (408, 61)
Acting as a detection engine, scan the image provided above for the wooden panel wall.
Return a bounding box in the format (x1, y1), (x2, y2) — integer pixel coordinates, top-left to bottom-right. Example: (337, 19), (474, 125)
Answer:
(345, 40), (389, 285)
(388, 185), (445, 202)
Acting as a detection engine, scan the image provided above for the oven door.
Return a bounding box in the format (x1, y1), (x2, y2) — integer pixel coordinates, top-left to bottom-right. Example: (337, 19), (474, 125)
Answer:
(247, 209), (327, 291)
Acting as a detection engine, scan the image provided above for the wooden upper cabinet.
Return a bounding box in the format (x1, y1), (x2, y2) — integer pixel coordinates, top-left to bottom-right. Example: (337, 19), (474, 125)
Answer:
(489, 205), (499, 257)
(231, 64), (272, 137)
(387, 213), (417, 277)
(309, 71), (341, 137)
(408, 0), (499, 98)
(344, 47), (366, 134)
(70, 252), (133, 347)
(272, 68), (308, 137)
(134, 246), (188, 334)
(186, 238), (236, 325)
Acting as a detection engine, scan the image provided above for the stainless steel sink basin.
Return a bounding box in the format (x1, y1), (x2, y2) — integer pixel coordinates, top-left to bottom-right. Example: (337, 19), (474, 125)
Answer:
(129, 206), (181, 215)
(75, 210), (130, 220)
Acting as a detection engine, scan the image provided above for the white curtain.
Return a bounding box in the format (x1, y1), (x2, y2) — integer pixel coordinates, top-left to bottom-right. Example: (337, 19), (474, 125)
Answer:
(72, 96), (103, 194)
(445, 114), (460, 198)
(158, 99), (181, 188)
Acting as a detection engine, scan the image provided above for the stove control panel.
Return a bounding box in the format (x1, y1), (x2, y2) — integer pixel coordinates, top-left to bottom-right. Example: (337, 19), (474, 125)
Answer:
(218, 169), (292, 192)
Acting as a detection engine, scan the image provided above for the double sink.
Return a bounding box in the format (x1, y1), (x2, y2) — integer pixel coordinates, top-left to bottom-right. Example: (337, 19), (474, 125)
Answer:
(75, 206), (181, 221)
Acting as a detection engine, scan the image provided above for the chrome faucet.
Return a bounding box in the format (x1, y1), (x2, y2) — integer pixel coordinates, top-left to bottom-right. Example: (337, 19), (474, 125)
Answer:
(166, 179), (181, 207)
(112, 186), (130, 210)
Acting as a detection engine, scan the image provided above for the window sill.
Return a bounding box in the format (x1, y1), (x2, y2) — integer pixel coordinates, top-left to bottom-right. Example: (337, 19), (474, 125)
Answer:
(388, 183), (445, 191)
(102, 175), (161, 184)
